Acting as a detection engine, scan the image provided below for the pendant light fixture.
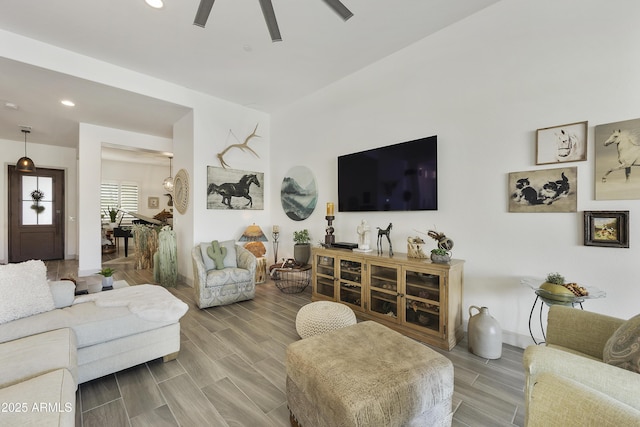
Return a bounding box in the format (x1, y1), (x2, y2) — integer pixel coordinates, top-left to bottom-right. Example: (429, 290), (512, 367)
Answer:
(16, 127), (36, 173)
(163, 156), (174, 192)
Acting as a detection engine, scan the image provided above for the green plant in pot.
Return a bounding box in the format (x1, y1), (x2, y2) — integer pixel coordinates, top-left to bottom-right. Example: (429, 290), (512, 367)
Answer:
(98, 267), (115, 289)
(539, 272), (574, 300)
(293, 229), (311, 265)
(430, 248), (450, 264)
(104, 206), (119, 226)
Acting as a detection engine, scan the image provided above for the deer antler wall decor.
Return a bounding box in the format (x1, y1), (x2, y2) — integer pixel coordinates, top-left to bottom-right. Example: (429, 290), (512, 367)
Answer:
(217, 123), (261, 169)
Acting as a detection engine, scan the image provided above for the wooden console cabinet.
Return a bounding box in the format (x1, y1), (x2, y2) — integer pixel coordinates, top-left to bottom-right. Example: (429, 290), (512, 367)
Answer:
(312, 247), (464, 350)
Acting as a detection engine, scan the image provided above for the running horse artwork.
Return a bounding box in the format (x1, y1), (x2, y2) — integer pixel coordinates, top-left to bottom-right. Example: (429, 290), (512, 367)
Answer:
(208, 174), (260, 208)
(601, 129), (640, 182)
(376, 223), (393, 256)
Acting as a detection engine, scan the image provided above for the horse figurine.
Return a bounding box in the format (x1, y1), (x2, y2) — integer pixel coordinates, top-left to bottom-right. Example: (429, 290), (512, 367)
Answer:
(601, 129), (640, 182)
(376, 223), (393, 256)
(207, 174), (260, 208)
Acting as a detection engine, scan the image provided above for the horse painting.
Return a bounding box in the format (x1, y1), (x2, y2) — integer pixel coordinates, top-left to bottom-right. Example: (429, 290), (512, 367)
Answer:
(555, 129), (580, 162)
(601, 129), (640, 182)
(208, 174), (260, 208)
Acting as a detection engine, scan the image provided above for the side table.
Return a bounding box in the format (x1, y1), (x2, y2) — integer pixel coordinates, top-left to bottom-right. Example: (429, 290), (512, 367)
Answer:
(255, 256), (267, 284)
(271, 264), (312, 293)
(521, 277), (605, 344)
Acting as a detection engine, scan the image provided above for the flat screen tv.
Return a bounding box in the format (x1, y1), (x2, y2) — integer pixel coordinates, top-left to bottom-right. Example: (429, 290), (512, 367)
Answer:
(338, 136), (437, 212)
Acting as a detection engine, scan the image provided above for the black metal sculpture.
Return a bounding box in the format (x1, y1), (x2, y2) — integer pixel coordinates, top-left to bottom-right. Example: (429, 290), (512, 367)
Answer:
(376, 223), (393, 256)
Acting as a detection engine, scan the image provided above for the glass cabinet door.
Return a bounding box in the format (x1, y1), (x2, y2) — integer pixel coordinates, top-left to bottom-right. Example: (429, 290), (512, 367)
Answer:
(404, 268), (443, 335)
(338, 258), (363, 309)
(314, 254), (336, 299)
(367, 263), (400, 320)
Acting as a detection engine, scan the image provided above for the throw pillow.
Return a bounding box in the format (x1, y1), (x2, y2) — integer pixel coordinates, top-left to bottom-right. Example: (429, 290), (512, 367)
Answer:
(603, 313), (640, 374)
(200, 243), (215, 271)
(218, 240), (238, 268)
(207, 240), (227, 270)
(0, 260), (55, 324)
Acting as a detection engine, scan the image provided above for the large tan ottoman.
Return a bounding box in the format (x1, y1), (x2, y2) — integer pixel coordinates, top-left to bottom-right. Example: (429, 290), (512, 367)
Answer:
(286, 321), (454, 427)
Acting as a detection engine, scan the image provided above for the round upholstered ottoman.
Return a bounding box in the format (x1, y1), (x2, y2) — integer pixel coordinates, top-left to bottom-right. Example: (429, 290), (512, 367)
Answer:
(295, 301), (357, 338)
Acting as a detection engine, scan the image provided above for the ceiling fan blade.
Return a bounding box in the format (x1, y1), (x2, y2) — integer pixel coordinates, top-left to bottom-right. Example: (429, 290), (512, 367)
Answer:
(194, 0), (216, 28)
(259, 0), (282, 42)
(322, 0), (353, 21)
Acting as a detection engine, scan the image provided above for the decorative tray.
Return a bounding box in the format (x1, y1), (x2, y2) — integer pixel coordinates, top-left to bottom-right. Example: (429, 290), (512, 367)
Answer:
(521, 276), (606, 305)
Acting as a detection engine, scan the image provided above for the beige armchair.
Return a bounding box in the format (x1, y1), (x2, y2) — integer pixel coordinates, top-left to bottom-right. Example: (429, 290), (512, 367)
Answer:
(192, 242), (256, 309)
(523, 306), (640, 426)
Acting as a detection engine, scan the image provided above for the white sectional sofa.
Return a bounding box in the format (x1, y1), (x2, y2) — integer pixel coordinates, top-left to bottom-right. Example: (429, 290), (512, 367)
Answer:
(0, 260), (188, 426)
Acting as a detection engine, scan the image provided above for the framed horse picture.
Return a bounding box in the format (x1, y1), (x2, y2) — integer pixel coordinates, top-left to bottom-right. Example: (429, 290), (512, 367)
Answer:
(595, 117), (640, 200)
(536, 121), (587, 165)
(207, 166), (264, 210)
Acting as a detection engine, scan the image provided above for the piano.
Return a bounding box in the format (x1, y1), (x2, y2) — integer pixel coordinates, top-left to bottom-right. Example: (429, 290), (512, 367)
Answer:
(113, 211), (165, 257)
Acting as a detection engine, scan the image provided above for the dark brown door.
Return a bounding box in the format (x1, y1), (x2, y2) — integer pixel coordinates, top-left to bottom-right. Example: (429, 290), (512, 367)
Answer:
(8, 166), (65, 262)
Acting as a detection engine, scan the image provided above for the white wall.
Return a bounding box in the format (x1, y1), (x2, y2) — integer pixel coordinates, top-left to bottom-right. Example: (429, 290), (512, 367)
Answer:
(271, 0), (640, 346)
(186, 106), (271, 284)
(0, 139), (78, 262)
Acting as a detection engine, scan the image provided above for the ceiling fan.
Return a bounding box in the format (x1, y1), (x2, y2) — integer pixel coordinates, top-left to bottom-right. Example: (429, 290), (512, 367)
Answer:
(193, 0), (354, 42)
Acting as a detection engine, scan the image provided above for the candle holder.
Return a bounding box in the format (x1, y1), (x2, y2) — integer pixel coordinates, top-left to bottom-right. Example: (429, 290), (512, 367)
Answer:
(272, 231), (280, 265)
(325, 216), (335, 245)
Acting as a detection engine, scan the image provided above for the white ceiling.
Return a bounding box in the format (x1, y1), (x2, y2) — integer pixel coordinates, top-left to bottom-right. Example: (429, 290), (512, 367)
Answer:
(0, 0), (499, 152)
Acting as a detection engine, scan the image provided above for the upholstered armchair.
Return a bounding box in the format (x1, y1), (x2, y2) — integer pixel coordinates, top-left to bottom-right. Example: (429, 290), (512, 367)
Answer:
(192, 241), (256, 309)
(523, 306), (640, 426)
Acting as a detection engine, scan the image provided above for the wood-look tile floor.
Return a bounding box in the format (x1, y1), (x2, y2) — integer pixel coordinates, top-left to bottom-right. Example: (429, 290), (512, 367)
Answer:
(46, 255), (525, 427)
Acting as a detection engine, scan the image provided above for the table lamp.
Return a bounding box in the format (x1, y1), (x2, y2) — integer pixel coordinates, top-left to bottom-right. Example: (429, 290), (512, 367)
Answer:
(238, 224), (268, 257)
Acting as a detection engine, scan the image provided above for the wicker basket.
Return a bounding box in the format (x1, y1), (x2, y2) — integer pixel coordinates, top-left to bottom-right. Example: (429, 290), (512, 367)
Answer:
(272, 265), (311, 294)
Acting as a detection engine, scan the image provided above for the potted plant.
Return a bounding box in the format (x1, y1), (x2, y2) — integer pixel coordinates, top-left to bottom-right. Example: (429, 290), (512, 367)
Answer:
(98, 267), (115, 289)
(104, 206), (119, 229)
(430, 248), (450, 264)
(539, 272), (574, 300)
(293, 229), (311, 265)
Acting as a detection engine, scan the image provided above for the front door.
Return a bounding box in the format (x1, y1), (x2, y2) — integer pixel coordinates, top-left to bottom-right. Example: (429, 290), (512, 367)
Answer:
(8, 166), (65, 262)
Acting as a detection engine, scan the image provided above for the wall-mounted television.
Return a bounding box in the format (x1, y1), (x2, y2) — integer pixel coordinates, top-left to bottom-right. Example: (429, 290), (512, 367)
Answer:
(338, 136), (437, 212)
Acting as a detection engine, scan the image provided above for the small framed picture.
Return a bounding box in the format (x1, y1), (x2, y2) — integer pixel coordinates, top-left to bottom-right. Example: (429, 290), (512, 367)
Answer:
(148, 196), (159, 209)
(536, 121), (588, 165)
(584, 211), (629, 248)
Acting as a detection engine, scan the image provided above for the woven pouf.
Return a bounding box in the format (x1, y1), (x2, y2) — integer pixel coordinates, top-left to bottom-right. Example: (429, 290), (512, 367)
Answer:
(295, 301), (357, 338)
(286, 321), (454, 427)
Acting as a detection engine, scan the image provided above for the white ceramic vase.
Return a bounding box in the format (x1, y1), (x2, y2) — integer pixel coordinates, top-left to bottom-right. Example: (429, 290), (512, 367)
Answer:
(468, 306), (502, 359)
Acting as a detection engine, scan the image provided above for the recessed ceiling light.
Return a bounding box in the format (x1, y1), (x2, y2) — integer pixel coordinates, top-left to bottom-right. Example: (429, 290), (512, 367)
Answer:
(145, 0), (164, 9)
(60, 99), (75, 107)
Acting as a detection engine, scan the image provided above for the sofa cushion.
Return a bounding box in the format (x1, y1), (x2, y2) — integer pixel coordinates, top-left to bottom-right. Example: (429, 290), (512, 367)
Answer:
(205, 267), (252, 288)
(0, 369), (75, 426)
(0, 260), (55, 324)
(49, 280), (76, 308)
(0, 286), (186, 349)
(0, 328), (77, 388)
(603, 313), (640, 374)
